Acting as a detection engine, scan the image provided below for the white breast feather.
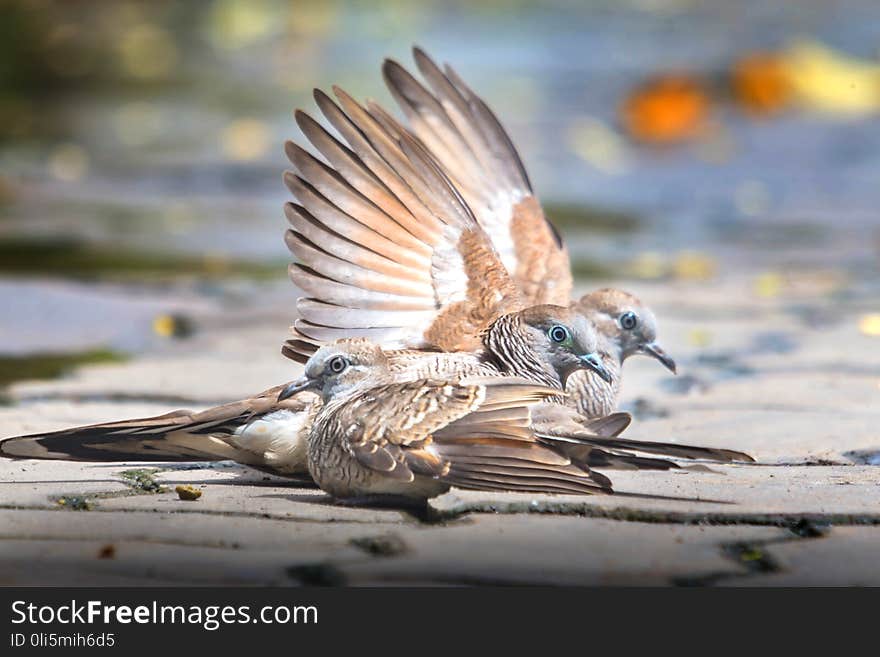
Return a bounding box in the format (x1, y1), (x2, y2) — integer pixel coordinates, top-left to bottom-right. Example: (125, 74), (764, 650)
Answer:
(229, 409), (309, 471)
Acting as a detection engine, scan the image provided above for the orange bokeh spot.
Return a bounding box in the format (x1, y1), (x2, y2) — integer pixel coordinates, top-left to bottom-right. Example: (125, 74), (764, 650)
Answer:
(732, 52), (792, 115)
(620, 75), (710, 145)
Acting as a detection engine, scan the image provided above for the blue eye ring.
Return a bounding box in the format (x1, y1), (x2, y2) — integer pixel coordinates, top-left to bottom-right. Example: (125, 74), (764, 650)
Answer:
(548, 325), (571, 343)
(328, 356), (350, 374)
(619, 312), (638, 331)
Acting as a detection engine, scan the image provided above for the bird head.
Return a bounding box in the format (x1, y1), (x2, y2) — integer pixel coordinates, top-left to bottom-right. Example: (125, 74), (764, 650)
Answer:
(576, 288), (676, 374)
(514, 305), (613, 385)
(278, 338), (389, 402)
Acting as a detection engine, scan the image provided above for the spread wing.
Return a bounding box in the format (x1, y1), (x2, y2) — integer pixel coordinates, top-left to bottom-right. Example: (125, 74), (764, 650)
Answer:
(334, 377), (611, 494)
(382, 47), (573, 307)
(284, 85), (523, 362)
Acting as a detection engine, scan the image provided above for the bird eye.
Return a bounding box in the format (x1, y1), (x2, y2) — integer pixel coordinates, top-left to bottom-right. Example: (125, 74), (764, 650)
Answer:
(327, 356), (350, 374)
(548, 325), (571, 343)
(619, 312), (638, 330)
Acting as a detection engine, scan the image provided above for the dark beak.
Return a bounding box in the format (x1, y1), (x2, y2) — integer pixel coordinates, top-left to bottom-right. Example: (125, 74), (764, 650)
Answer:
(278, 375), (317, 401)
(640, 342), (677, 374)
(579, 352), (613, 384)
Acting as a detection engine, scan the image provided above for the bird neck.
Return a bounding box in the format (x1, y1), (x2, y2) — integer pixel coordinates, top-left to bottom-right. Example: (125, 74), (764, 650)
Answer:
(581, 311), (624, 365)
(482, 315), (564, 390)
(598, 332), (624, 364)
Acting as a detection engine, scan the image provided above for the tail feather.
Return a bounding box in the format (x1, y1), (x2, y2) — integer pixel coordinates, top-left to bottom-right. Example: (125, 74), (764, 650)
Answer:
(0, 386), (310, 469)
(570, 435), (754, 464)
(540, 439), (680, 471)
(532, 405), (752, 466)
(0, 412), (246, 463)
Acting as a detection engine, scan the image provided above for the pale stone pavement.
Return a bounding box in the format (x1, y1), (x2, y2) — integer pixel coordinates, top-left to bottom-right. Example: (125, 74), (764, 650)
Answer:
(1, 274), (879, 586)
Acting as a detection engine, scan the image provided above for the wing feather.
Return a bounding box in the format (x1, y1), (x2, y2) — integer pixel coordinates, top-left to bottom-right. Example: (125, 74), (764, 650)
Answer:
(285, 83), (523, 355)
(330, 376), (610, 495)
(382, 48), (573, 306)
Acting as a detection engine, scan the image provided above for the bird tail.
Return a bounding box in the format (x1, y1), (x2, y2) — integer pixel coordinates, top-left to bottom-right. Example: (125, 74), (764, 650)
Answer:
(0, 411), (248, 464)
(536, 435), (682, 471)
(573, 434), (754, 464)
(537, 429), (754, 471)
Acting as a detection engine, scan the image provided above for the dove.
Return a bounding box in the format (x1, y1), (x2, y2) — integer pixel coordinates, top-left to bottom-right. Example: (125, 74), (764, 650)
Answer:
(284, 304), (613, 397)
(280, 340), (613, 500)
(0, 333), (750, 477)
(0, 48), (754, 478)
(567, 288), (677, 418)
(376, 47), (679, 416)
(283, 339), (752, 476)
(0, 305), (615, 475)
(281, 47), (676, 422)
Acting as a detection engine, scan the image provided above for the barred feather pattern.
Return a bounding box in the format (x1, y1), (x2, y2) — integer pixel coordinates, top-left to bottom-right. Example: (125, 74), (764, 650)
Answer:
(566, 353), (621, 418)
(564, 330), (622, 418)
(481, 314), (566, 394)
(307, 385), (459, 499)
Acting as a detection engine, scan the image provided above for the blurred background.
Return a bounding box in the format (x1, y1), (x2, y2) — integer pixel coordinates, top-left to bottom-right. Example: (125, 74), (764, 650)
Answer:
(1, 0), (878, 391)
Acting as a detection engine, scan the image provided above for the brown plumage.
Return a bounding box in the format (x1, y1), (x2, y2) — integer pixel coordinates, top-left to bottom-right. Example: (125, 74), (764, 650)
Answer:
(379, 50), (682, 416)
(280, 339), (753, 477)
(381, 49), (573, 308)
(275, 50), (754, 471)
(0, 50), (753, 483)
(567, 288), (678, 417)
(291, 341), (612, 500)
(528, 402), (752, 467)
(283, 66), (616, 397)
(0, 337), (752, 483)
(286, 304), (614, 394)
(283, 48), (679, 421)
(0, 385), (316, 475)
(285, 84), (522, 354)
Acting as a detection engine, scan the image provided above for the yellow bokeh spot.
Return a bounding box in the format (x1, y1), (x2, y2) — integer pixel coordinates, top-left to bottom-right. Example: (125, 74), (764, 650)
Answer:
(118, 24), (178, 79)
(673, 251), (717, 281)
(48, 144), (89, 182)
(858, 314), (880, 337)
(208, 0), (275, 50)
(754, 272), (784, 298)
(783, 39), (880, 115)
(152, 314), (177, 338)
(221, 119), (270, 161)
(688, 328), (713, 348)
(628, 252), (667, 279)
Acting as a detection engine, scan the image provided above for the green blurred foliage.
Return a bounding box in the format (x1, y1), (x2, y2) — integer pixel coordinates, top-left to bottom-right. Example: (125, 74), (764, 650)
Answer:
(0, 236), (285, 280)
(0, 348), (127, 388)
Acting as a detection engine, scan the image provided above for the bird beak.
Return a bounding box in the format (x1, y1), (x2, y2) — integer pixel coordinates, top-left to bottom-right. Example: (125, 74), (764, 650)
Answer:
(579, 353), (613, 384)
(278, 376), (317, 401)
(639, 343), (677, 374)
